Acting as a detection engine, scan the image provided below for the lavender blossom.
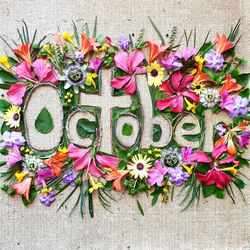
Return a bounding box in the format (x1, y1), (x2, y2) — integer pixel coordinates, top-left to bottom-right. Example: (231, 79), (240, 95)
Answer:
(216, 124), (227, 137)
(204, 50), (224, 72)
(2, 131), (26, 148)
(63, 171), (77, 186)
(160, 55), (182, 69)
(168, 166), (190, 186)
(175, 47), (198, 61)
(40, 189), (56, 206)
(228, 95), (249, 118)
(75, 52), (85, 63)
(118, 36), (130, 51)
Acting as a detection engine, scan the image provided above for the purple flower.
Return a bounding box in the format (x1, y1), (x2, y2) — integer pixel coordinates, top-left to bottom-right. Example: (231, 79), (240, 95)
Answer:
(75, 51), (85, 63)
(160, 55), (182, 69)
(63, 171), (77, 186)
(168, 166), (190, 186)
(147, 160), (168, 187)
(175, 47), (198, 61)
(204, 49), (224, 72)
(228, 95), (249, 118)
(2, 131), (26, 148)
(219, 91), (234, 113)
(216, 124), (227, 137)
(237, 131), (250, 148)
(6, 145), (23, 167)
(40, 189), (56, 206)
(118, 36), (130, 51)
(89, 58), (104, 72)
(36, 169), (56, 187)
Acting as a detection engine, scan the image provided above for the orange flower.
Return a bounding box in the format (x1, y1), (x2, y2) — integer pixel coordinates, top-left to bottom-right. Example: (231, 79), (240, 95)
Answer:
(43, 151), (68, 177)
(54, 34), (64, 54)
(215, 33), (234, 54)
(219, 73), (242, 95)
(12, 43), (32, 66)
(80, 33), (95, 55)
(191, 69), (211, 86)
(105, 170), (130, 192)
(11, 177), (32, 201)
(148, 40), (169, 64)
(215, 121), (247, 156)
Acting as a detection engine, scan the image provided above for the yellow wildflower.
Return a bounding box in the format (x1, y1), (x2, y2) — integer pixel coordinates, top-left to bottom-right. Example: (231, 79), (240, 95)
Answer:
(88, 174), (102, 193)
(41, 187), (53, 195)
(0, 56), (10, 70)
(15, 172), (27, 182)
(58, 146), (68, 154)
(62, 32), (76, 47)
(4, 105), (21, 128)
(86, 73), (98, 88)
(192, 82), (205, 95)
(180, 162), (195, 175)
(100, 43), (109, 51)
(190, 69), (197, 75)
(147, 61), (165, 87)
(184, 97), (197, 114)
(194, 55), (207, 71)
(221, 165), (238, 176)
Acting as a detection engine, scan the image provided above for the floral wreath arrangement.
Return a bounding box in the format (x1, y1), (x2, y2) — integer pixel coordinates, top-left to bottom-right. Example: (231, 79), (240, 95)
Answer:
(0, 18), (249, 218)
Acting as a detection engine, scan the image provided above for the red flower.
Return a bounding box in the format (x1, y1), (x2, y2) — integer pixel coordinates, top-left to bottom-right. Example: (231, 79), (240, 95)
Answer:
(156, 71), (199, 113)
(12, 43), (32, 66)
(11, 177), (32, 201)
(105, 170), (130, 192)
(215, 33), (234, 54)
(148, 40), (169, 63)
(219, 73), (242, 95)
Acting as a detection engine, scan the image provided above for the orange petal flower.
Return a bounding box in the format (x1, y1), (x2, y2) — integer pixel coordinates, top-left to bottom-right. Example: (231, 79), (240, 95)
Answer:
(148, 40), (169, 64)
(215, 33), (234, 54)
(54, 34), (64, 54)
(43, 151), (68, 177)
(11, 177), (32, 201)
(81, 33), (95, 55)
(191, 69), (211, 86)
(219, 74), (242, 95)
(12, 43), (32, 66)
(105, 170), (130, 192)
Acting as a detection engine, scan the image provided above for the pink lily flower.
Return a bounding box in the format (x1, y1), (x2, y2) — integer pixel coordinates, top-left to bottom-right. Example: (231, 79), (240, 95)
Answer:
(67, 143), (120, 179)
(7, 83), (28, 105)
(147, 160), (168, 187)
(156, 71), (199, 113)
(6, 145), (23, 167)
(111, 50), (147, 95)
(182, 147), (212, 165)
(36, 169), (56, 187)
(11, 177), (32, 201)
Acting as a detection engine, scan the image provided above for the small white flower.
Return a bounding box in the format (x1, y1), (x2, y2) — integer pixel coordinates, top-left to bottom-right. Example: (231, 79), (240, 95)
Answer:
(161, 148), (182, 168)
(22, 155), (44, 177)
(199, 88), (219, 108)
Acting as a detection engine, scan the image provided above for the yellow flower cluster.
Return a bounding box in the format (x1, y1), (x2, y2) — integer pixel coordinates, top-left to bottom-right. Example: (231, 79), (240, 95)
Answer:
(64, 92), (73, 103)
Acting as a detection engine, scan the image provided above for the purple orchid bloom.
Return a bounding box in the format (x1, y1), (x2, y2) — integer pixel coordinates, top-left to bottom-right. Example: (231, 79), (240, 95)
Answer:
(89, 58), (104, 72)
(175, 47), (198, 61)
(147, 160), (168, 187)
(219, 91), (234, 113)
(237, 131), (250, 148)
(228, 95), (249, 118)
(63, 171), (77, 186)
(6, 145), (23, 167)
(40, 189), (56, 206)
(75, 51), (85, 63)
(216, 124), (227, 137)
(118, 36), (130, 51)
(36, 169), (56, 187)
(2, 131), (26, 148)
(160, 55), (182, 69)
(204, 49), (224, 72)
(168, 166), (190, 186)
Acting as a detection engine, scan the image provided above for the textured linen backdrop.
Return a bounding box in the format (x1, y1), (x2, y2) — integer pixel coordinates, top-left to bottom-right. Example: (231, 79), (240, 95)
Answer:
(0, 0), (249, 249)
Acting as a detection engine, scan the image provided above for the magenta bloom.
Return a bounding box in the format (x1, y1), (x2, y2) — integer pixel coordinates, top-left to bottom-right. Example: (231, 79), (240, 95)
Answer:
(147, 160), (168, 187)
(2, 131), (26, 148)
(160, 55), (182, 69)
(111, 50), (146, 95)
(156, 71), (199, 113)
(67, 143), (120, 178)
(168, 167), (190, 186)
(36, 169), (56, 187)
(182, 147), (212, 165)
(175, 47), (198, 61)
(237, 131), (250, 148)
(7, 83), (28, 105)
(6, 145), (23, 167)
(89, 58), (104, 72)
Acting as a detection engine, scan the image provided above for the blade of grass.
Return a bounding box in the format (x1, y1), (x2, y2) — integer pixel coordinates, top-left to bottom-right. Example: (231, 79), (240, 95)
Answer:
(72, 21), (80, 46)
(57, 185), (78, 211)
(80, 181), (85, 218)
(148, 16), (165, 45)
(22, 27), (27, 44)
(31, 29), (37, 46)
(17, 28), (24, 44)
(129, 34), (134, 50)
(0, 36), (13, 50)
(136, 200), (144, 216)
(22, 20), (29, 42)
(68, 193), (81, 218)
(88, 181), (94, 218)
(92, 16), (97, 38)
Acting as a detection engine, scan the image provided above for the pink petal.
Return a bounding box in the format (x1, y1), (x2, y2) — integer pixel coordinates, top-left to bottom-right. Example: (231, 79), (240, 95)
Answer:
(67, 143), (91, 159)
(178, 74), (194, 90)
(193, 151), (212, 163)
(216, 171), (231, 189)
(6, 145), (23, 167)
(73, 152), (91, 171)
(124, 75), (136, 95)
(171, 71), (182, 92)
(15, 61), (34, 80)
(33, 59), (51, 82)
(181, 90), (199, 103)
(7, 83), (27, 105)
(89, 159), (102, 178)
(96, 154), (120, 169)
(42, 68), (59, 84)
(159, 80), (175, 95)
(171, 95), (183, 113)
(218, 156), (240, 165)
(156, 96), (177, 110)
(111, 75), (131, 90)
(128, 50), (145, 74)
(113, 51), (129, 73)
(134, 66), (147, 74)
(212, 143), (227, 160)
(105, 36), (114, 46)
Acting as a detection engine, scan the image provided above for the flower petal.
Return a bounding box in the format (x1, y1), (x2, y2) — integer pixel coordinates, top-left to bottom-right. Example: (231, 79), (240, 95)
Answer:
(128, 50), (145, 74)
(111, 75), (131, 90)
(113, 51), (129, 73)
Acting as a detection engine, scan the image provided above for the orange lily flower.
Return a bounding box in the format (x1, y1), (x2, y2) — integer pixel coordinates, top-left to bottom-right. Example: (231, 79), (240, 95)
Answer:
(148, 40), (169, 64)
(219, 73), (242, 95)
(215, 33), (234, 54)
(215, 121), (247, 156)
(54, 34), (64, 54)
(43, 151), (68, 177)
(191, 68), (211, 86)
(12, 42), (32, 66)
(11, 177), (32, 201)
(80, 33), (96, 55)
(105, 170), (130, 192)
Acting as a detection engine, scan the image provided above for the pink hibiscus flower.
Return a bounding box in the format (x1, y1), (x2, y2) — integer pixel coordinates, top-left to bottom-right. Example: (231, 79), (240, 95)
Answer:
(182, 147), (212, 165)
(7, 83), (28, 105)
(6, 145), (23, 167)
(156, 71), (199, 113)
(111, 50), (146, 95)
(11, 177), (32, 201)
(147, 160), (168, 187)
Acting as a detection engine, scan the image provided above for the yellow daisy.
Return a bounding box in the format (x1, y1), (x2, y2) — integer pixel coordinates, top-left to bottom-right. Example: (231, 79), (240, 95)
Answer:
(147, 61), (165, 87)
(192, 82), (205, 95)
(127, 154), (151, 179)
(4, 105), (21, 128)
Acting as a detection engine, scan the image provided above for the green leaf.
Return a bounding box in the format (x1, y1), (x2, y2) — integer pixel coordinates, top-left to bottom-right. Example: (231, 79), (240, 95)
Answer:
(182, 123), (196, 131)
(77, 118), (97, 138)
(182, 133), (200, 141)
(96, 34), (104, 44)
(199, 41), (213, 55)
(1, 121), (10, 134)
(153, 124), (162, 142)
(92, 16), (97, 38)
(7, 57), (19, 66)
(88, 182), (94, 218)
(34, 107), (54, 134)
(234, 178), (245, 189)
(171, 185), (174, 201)
(150, 188), (162, 206)
(0, 68), (17, 83)
(202, 184), (215, 198)
(0, 148), (8, 155)
(240, 115), (250, 121)
(235, 73), (250, 88)
(122, 123), (133, 136)
(0, 99), (11, 114)
(214, 188), (225, 199)
(72, 21), (80, 46)
(136, 200), (144, 216)
(0, 161), (6, 167)
(0, 84), (10, 90)
(148, 17), (165, 45)
(239, 88), (250, 98)
(22, 185), (37, 206)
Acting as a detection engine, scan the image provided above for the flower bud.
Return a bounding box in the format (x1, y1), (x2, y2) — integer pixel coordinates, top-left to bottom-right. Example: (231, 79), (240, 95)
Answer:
(130, 106), (137, 113)
(7, 188), (15, 195)
(1, 184), (8, 191)
(74, 178), (82, 186)
(32, 44), (40, 50)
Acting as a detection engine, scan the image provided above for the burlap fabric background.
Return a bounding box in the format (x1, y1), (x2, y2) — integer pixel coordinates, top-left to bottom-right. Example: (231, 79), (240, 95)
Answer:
(0, 0), (249, 249)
